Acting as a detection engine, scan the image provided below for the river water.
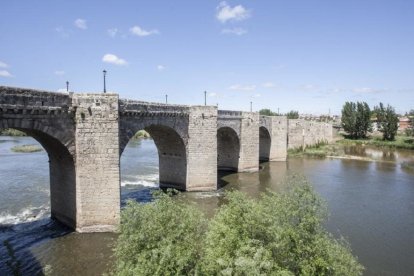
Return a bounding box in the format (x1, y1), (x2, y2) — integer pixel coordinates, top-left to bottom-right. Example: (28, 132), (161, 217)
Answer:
(0, 136), (413, 275)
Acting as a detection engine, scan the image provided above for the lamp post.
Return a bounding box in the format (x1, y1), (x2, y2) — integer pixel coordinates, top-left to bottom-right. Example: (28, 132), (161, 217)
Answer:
(250, 101), (252, 112)
(66, 81), (69, 92)
(103, 70), (107, 93)
(204, 91), (207, 106)
(165, 94), (168, 104)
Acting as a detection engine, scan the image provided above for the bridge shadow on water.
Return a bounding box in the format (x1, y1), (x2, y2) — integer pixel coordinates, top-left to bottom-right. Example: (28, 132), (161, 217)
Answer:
(0, 218), (72, 275)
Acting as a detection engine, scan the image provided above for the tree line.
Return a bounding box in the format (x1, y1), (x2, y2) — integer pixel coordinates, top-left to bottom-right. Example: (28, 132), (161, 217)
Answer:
(259, 109), (299, 119)
(341, 101), (410, 141)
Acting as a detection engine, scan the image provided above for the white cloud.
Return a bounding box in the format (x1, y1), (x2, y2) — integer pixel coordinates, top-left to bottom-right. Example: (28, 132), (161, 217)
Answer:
(129, 25), (159, 37)
(0, 70), (13, 78)
(252, 93), (261, 98)
(229, 84), (256, 91)
(102, 54), (128, 66)
(208, 92), (217, 97)
(157, 65), (166, 71)
(74, 18), (87, 30)
(55, 26), (70, 38)
(216, 1), (251, 23)
(0, 61), (8, 68)
(302, 84), (318, 90)
(221, 28), (247, 35)
(54, 70), (65, 76)
(262, 82), (275, 88)
(108, 28), (118, 38)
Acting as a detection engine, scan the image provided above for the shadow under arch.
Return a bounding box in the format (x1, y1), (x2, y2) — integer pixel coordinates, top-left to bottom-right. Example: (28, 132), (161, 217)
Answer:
(217, 126), (240, 172)
(259, 126), (271, 163)
(121, 125), (187, 191)
(2, 127), (76, 229)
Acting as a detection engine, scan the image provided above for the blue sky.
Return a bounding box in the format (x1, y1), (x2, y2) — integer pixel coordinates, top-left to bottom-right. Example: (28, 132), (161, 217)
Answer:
(0, 0), (413, 115)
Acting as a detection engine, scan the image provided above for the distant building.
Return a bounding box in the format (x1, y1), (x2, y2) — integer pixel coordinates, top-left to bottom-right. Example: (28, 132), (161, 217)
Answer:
(398, 117), (411, 131)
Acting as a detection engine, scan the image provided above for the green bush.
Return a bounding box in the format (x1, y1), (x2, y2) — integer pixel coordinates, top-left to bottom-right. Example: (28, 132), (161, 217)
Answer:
(113, 190), (206, 276)
(113, 177), (363, 276)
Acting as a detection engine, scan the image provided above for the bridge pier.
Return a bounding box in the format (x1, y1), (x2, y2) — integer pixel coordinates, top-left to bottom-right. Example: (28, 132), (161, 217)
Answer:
(186, 106), (218, 191)
(260, 116), (288, 161)
(72, 94), (120, 232)
(238, 112), (259, 172)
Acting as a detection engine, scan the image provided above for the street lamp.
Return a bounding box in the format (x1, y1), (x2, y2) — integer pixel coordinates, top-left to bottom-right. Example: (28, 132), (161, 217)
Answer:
(66, 81), (69, 92)
(250, 101), (252, 112)
(103, 70), (107, 93)
(165, 94), (168, 104)
(204, 91), (207, 106)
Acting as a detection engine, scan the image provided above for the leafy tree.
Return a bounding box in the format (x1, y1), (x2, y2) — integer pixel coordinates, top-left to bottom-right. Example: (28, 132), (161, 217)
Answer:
(341, 101), (371, 139)
(259, 108), (276, 116)
(113, 190), (206, 276)
(406, 110), (414, 137)
(201, 176), (363, 276)
(374, 103), (399, 141)
(286, 110), (299, 119)
(113, 177), (363, 276)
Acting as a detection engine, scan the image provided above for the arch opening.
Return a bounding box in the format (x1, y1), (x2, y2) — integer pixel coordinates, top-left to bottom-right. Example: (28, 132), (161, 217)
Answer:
(259, 126), (271, 162)
(0, 127), (76, 229)
(217, 127), (240, 172)
(120, 125), (187, 194)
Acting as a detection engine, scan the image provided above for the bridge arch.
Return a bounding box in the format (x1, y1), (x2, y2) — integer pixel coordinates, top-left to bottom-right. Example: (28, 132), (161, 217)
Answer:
(0, 125), (76, 229)
(120, 121), (187, 190)
(259, 126), (271, 162)
(217, 126), (240, 171)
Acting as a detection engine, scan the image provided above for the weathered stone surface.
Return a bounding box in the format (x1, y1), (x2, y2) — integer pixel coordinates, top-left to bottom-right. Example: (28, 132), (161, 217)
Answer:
(0, 86), (333, 233)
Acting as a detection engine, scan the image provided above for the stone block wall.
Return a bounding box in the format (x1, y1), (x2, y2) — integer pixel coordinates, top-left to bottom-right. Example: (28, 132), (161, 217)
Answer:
(269, 116), (288, 161)
(238, 112), (259, 172)
(186, 106), (218, 191)
(288, 119), (333, 149)
(72, 94), (120, 232)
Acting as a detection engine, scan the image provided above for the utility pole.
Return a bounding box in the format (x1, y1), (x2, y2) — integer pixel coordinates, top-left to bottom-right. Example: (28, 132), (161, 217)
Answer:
(204, 91), (207, 106)
(103, 70), (107, 93)
(66, 81), (69, 92)
(165, 94), (168, 104)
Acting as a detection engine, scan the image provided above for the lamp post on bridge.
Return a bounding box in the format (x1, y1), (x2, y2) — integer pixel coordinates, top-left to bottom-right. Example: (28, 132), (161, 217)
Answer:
(250, 101), (252, 112)
(204, 91), (207, 106)
(103, 70), (107, 93)
(66, 81), (69, 92)
(165, 94), (168, 104)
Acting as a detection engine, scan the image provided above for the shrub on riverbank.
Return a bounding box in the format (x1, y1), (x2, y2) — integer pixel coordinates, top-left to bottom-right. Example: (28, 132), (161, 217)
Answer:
(288, 141), (343, 158)
(0, 129), (26, 136)
(338, 135), (414, 150)
(132, 130), (151, 139)
(11, 144), (43, 153)
(113, 176), (363, 276)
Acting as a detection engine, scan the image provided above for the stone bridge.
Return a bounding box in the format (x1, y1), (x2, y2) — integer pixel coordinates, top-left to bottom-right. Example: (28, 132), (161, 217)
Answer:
(0, 86), (333, 232)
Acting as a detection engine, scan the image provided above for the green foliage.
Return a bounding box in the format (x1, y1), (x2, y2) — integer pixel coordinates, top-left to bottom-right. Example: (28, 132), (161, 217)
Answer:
(341, 102), (371, 139)
(201, 177), (363, 275)
(338, 135), (414, 150)
(259, 108), (277, 116)
(113, 190), (206, 276)
(286, 110), (299, 119)
(374, 103), (399, 141)
(0, 128), (26, 136)
(11, 144), (43, 153)
(113, 179), (363, 276)
(132, 130), (151, 139)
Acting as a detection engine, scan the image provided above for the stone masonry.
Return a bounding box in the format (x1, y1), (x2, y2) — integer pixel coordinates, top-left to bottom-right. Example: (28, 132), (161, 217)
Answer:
(0, 86), (333, 232)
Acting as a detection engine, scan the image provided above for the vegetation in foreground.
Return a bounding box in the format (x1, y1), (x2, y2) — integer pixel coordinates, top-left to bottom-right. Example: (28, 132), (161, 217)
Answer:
(113, 176), (363, 276)
(0, 129), (26, 136)
(11, 144), (43, 153)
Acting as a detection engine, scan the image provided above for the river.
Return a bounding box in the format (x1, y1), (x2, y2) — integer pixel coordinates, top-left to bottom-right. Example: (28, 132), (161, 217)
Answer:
(0, 136), (413, 275)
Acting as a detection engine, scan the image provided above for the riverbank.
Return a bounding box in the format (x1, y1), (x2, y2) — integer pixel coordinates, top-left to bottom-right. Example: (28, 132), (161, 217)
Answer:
(0, 129), (26, 136)
(288, 135), (414, 159)
(11, 144), (43, 153)
(338, 135), (414, 150)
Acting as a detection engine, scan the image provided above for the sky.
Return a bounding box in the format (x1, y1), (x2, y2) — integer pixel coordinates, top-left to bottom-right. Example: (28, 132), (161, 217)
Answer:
(0, 0), (413, 115)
